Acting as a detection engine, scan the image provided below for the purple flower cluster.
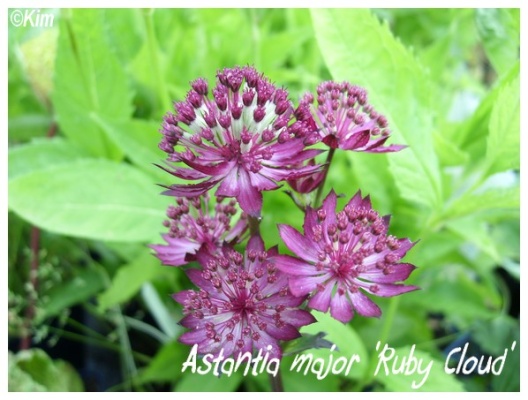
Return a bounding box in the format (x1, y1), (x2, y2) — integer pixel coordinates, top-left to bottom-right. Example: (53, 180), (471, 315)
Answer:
(159, 66), (322, 217)
(152, 66), (418, 360)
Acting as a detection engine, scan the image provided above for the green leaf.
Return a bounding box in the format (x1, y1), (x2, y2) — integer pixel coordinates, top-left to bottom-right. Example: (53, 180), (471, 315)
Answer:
(53, 9), (133, 159)
(142, 282), (181, 339)
(283, 332), (335, 357)
(475, 9), (520, 76)
(411, 265), (500, 321)
(433, 131), (469, 167)
(9, 349), (84, 392)
(8, 137), (86, 180)
(8, 159), (168, 242)
(41, 267), (106, 320)
(98, 250), (160, 311)
(175, 370), (243, 392)
(300, 310), (368, 380)
(486, 75), (520, 174)
(374, 346), (464, 391)
(311, 9), (441, 210)
(449, 184), (519, 220)
(446, 216), (500, 262)
(140, 341), (189, 383)
(92, 116), (167, 182)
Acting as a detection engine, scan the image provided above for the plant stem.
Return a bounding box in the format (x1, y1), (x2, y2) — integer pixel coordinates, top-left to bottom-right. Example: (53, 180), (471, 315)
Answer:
(269, 369), (284, 392)
(248, 215), (262, 236)
(19, 123), (56, 351)
(314, 148), (336, 207)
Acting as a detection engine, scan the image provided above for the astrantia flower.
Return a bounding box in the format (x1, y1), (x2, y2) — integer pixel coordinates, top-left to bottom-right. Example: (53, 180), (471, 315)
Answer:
(274, 190), (418, 323)
(299, 81), (405, 153)
(173, 235), (316, 358)
(159, 66), (322, 217)
(286, 158), (326, 194)
(151, 194), (248, 267)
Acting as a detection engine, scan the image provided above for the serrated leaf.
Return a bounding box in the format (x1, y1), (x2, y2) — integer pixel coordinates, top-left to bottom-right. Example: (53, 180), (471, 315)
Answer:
(8, 137), (86, 180)
(8, 159), (168, 242)
(446, 216), (500, 262)
(374, 346), (464, 391)
(98, 250), (160, 311)
(53, 9), (133, 159)
(311, 9), (441, 210)
(475, 9), (520, 76)
(449, 185), (519, 219)
(433, 131), (469, 167)
(486, 75), (520, 174)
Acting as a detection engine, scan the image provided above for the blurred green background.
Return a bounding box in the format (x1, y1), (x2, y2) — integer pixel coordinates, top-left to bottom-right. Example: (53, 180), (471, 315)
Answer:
(8, 8), (519, 392)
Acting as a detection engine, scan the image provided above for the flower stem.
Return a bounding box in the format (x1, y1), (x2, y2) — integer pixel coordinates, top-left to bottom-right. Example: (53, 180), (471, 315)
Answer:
(248, 215), (262, 236)
(314, 148), (336, 207)
(269, 369), (284, 392)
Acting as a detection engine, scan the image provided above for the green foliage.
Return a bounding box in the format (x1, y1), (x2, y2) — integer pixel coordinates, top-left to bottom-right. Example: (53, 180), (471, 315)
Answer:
(8, 8), (519, 393)
(9, 159), (169, 242)
(9, 349), (84, 392)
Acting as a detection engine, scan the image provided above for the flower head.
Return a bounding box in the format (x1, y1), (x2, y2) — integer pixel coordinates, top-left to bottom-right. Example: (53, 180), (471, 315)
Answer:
(151, 194), (248, 267)
(286, 158), (326, 194)
(274, 190), (418, 323)
(173, 235), (316, 358)
(159, 66), (322, 217)
(299, 81), (405, 153)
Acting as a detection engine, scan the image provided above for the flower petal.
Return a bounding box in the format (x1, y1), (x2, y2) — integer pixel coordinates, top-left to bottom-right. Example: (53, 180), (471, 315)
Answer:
(281, 309), (317, 327)
(362, 283), (419, 297)
(216, 167), (240, 197)
(236, 169), (263, 217)
(162, 179), (219, 197)
(330, 292), (354, 323)
(340, 129), (370, 151)
(273, 255), (316, 276)
(349, 291), (381, 317)
(308, 280), (336, 312)
(360, 263), (416, 284)
(288, 274), (330, 297)
(278, 224), (319, 262)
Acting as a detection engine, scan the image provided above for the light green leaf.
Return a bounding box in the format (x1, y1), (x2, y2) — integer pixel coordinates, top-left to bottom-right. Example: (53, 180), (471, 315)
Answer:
(476, 9), (520, 76)
(300, 311), (368, 380)
(9, 349), (84, 392)
(374, 346), (465, 391)
(449, 185), (519, 220)
(98, 250), (160, 311)
(311, 9), (441, 210)
(8, 159), (169, 242)
(142, 282), (181, 339)
(8, 137), (86, 180)
(486, 75), (520, 174)
(53, 9), (133, 159)
(433, 131), (469, 167)
(446, 216), (500, 262)
(412, 264), (500, 321)
(92, 116), (167, 182)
